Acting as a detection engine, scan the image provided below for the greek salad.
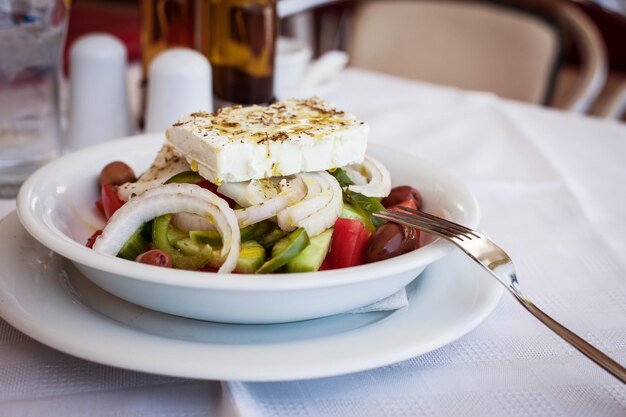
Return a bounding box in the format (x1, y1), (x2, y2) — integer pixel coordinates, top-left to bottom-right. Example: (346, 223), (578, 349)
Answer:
(86, 99), (423, 274)
(87, 156), (423, 274)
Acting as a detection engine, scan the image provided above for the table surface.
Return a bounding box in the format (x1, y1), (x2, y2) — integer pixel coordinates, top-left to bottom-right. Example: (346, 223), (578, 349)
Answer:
(1, 68), (625, 417)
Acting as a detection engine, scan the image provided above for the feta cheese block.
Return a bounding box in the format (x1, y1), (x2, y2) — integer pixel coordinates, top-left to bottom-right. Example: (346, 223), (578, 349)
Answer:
(165, 97), (369, 183)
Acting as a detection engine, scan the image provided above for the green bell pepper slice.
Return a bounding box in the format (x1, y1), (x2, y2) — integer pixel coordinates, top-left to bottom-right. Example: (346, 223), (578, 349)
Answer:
(164, 171), (205, 184)
(190, 220), (275, 247)
(285, 228), (333, 273)
(345, 190), (386, 228)
(256, 228), (310, 274)
(152, 214), (212, 270)
(189, 230), (222, 247)
(329, 168), (385, 228)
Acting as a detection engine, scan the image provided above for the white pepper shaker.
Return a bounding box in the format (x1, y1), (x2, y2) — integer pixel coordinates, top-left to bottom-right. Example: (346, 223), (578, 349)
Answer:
(144, 48), (212, 134)
(66, 33), (133, 150)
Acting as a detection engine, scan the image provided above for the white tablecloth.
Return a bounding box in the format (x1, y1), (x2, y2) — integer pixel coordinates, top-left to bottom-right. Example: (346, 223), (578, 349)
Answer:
(0, 68), (625, 416)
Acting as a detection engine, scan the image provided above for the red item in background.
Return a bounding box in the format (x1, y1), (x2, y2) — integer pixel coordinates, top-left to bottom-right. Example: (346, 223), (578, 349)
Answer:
(64, 2), (141, 74)
(326, 218), (372, 269)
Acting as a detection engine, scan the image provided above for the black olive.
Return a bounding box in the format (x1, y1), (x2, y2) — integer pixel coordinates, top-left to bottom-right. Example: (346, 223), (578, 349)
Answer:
(364, 222), (417, 263)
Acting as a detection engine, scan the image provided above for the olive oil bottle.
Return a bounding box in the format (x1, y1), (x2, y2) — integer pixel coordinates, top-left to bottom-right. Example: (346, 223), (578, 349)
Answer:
(204, 0), (277, 106)
(140, 0), (200, 76)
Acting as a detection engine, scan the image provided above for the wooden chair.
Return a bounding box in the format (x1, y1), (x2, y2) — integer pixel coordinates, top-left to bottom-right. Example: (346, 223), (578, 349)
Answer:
(348, 0), (560, 105)
(279, 0), (607, 112)
(595, 79), (626, 119)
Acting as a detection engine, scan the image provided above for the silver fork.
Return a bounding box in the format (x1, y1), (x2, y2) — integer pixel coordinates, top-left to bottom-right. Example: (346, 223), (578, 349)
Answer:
(373, 206), (626, 384)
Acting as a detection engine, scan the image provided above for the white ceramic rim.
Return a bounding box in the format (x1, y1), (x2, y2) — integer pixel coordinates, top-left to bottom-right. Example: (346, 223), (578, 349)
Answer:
(16, 135), (480, 292)
(0, 211), (502, 381)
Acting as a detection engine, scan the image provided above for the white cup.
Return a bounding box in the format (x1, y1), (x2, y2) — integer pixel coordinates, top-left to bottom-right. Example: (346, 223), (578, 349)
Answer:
(145, 48), (212, 133)
(274, 37), (313, 95)
(66, 33), (132, 150)
(301, 50), (349, 89)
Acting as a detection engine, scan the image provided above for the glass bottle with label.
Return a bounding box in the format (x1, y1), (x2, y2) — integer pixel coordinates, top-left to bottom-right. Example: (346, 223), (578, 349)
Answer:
(204, 0), (277, 107)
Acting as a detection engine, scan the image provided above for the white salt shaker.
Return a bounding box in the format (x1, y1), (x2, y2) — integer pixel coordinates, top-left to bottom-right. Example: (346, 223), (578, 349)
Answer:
(66, 34), (133, 150)
(144, 48), (212, 133)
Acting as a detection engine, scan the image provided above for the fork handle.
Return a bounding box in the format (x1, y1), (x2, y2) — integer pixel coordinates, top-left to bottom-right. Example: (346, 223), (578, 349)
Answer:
(515, 296), (626, 383)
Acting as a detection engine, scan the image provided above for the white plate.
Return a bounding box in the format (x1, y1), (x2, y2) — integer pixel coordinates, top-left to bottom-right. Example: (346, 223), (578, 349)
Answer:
(17, 135), (480, 323)
(0, 212), (502, 381)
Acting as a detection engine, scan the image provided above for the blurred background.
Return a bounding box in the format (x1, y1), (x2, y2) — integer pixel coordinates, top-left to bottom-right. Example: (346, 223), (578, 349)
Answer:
(62, 0), (626, 121)
(3, 0), (626, 197)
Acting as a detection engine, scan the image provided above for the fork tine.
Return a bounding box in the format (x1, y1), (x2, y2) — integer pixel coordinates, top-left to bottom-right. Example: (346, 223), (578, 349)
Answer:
(374, 211), (466, 240)
(375, 210), (477, 241)
(377, 211), (450, 234)
(372, 212), (445, 234)
(397, 206), (480, 238)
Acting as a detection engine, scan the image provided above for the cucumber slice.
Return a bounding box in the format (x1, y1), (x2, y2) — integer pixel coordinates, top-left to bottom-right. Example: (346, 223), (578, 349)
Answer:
(235, 241), (266, 273)
(340, 203), (375, 231)
(285, 228), (333, 273)
(117, 224), (150, 260)
(271, 235), (291, 258)
(256, 228), (310, 274)
(203, 242), (266, 272)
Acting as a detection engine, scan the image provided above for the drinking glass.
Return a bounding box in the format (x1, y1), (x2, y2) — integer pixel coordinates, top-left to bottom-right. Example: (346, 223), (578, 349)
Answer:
(0, 0), (69, 197)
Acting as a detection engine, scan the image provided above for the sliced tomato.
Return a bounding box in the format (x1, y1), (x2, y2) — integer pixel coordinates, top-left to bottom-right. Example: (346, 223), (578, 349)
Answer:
(197, 180), (237, 208)
(197, 180), (218, 193)
(86, 230), (102, 248)
(199, 263), (220, 273)
(325, 218), (372, 269)
(101, 183), (124, 220)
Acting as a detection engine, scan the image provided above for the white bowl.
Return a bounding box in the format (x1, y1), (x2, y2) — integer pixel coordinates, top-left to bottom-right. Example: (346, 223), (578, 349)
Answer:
(17, 134), (480, 324)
